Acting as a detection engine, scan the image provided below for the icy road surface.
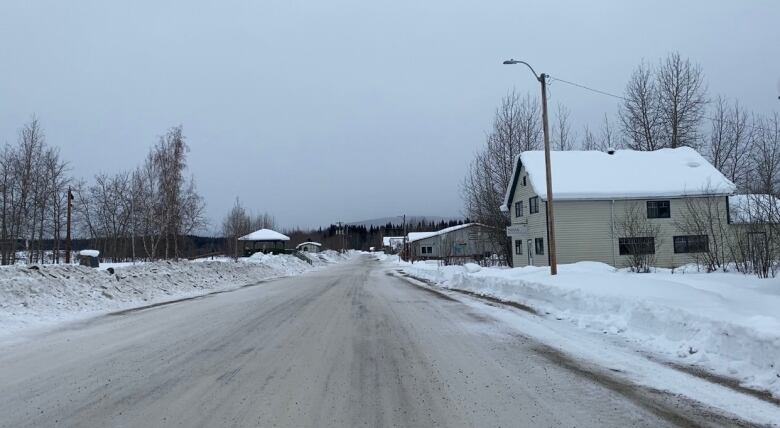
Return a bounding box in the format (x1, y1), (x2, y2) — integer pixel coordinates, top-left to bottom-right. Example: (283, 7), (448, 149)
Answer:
(0, 256), (760, 427)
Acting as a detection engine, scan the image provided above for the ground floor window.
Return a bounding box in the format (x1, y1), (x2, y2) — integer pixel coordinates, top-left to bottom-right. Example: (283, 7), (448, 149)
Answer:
(421, 246), (433, 254)
(618, 237), (655, 255)
(534, 237), (544, 255)
(515, 239), (523, 255)
(673, 235), (708, 253)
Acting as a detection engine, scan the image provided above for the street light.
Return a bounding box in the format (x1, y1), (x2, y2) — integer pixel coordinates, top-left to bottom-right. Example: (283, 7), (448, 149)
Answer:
(503, 59), (558, 275)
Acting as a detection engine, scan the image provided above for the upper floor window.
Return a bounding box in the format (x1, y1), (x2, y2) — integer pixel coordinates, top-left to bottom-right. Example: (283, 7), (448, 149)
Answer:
(529, 196), (539, 214)
(522, 176), (527, 186)
(647, 200), (670, 219)
(514, 201), (524, 217)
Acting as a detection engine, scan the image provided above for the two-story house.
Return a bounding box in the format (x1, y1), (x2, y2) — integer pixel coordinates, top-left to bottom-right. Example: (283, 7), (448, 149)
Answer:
(501, 147), (736, 268)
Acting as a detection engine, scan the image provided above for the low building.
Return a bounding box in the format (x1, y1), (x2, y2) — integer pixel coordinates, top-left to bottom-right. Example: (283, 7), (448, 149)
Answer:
(238, 229), (290, 256)
(296, 241), (323, 253)
(405, 223), (495, 263)
(78, 249), (100, 268)
(382, 236), (405, 254)
(502, 147), (736, 269)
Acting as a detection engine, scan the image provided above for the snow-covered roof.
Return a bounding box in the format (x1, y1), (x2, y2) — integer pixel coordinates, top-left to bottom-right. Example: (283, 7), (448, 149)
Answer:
(296, 241), (322, 248)
(382, 236), (404, 246)
(238, 229), (290, 241)
(503, 147), (736, 208)
(78, 249), (100, 257)
(407, 223), (485, 243)
(729, 194), (780, 224)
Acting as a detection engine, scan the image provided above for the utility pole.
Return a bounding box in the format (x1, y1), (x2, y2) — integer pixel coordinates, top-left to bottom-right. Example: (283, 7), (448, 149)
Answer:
(336, 221), (345, 253)
(503, 59), (558, 275)
(539, 73), (557, 275)
(65, 187), (73, 264)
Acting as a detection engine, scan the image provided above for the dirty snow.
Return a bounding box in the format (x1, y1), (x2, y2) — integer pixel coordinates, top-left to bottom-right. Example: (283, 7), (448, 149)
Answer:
(0, 251), (351, 341)
(391, 258), (780, 399)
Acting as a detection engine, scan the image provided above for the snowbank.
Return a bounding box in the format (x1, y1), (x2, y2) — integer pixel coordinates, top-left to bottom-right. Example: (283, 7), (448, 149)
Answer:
(0, 251), (351, 339)
(397, 260), (780, 398)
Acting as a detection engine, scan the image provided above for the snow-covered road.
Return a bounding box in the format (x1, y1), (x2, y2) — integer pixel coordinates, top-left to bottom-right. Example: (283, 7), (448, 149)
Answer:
(0, 255), (769, 427)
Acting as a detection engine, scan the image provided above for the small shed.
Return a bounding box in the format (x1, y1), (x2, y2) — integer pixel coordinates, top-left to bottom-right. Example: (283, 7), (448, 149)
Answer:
(405, 223), (494, 263)
(296, 242), (323, 253)
(238, 229), (290, 256)
(78, 249), (100, 268)
(382, 236), (405, 254)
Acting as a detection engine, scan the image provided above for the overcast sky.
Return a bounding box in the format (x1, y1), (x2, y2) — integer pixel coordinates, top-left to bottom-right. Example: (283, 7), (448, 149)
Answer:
(1, 1), (778, 232)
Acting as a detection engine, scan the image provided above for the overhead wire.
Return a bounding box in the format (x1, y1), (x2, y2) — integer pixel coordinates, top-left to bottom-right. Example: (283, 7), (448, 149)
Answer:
(546, 75), (777, 135)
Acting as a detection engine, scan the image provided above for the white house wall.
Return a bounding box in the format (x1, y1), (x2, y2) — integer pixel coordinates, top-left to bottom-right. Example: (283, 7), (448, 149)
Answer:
(508, 164), (731, 269)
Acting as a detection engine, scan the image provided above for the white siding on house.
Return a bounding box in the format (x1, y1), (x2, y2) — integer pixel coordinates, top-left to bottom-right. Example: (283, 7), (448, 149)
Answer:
(507, 163), (730, 269)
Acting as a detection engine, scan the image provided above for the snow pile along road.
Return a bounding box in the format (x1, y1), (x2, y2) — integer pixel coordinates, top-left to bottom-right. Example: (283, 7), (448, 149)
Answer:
(396, 260), (780, 399)
(0, 251), (351, 338)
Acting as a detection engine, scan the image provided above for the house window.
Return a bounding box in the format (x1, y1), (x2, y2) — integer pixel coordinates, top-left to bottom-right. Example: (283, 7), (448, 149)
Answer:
(618, 237), (655, 255)
(514, 201), (524, 217)
(673, 235), (708, 253)
(421, 246), (433, 254)
(529, 197), (539, 214)
(515, 239), (523, 255)
(535, 238), (544, 255)
(647, 200), (670, 219)
(522, 176), (527, 186)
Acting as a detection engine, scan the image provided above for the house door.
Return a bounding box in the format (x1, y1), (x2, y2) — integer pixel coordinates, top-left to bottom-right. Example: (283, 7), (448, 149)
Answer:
(527, 239), (533, 266)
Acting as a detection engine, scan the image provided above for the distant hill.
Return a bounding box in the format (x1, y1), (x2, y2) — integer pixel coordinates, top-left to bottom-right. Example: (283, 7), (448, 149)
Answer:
(347, 215), (464, 228)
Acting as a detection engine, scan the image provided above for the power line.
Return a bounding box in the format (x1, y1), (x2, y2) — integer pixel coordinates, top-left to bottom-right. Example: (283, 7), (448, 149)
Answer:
(547, 75), (777, 135)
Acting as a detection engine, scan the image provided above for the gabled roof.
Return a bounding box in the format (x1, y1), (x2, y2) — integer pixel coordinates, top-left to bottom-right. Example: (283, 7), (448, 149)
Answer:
(238, 229), (290, 241)
(503, 147), (735, 209)
(407, 223), (487, 243)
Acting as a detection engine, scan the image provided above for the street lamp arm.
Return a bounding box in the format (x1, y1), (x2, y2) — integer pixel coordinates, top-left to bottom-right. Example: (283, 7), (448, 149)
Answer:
(502, 59), (542, 82)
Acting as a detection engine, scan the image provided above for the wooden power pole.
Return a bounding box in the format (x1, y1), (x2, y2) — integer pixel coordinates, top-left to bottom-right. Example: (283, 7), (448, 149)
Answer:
(65, 187), (73, 264)
(503, 59), (557, 275)
(539, 73), (558, 275)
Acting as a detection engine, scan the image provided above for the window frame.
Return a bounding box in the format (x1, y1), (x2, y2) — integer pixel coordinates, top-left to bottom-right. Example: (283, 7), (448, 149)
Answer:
(421, 246), (433, 255)
(514, 201), (524, 218)
(673, 235), (708, 253)
(618, 237), (655, 255)
(529, 196), (539, 214)
(646, 200), (671, 219)
(534, 237), (544, 255)
(515, 239), (523, 255)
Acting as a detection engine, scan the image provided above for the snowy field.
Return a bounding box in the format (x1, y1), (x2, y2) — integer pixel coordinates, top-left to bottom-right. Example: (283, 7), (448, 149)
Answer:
(0, 250), (352, 342)
(386, 256), (780, 400)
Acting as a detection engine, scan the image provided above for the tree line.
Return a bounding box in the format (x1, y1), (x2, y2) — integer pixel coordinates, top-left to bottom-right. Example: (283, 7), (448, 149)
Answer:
(463, 51), (780, 267)
(0, 119), (206, 264)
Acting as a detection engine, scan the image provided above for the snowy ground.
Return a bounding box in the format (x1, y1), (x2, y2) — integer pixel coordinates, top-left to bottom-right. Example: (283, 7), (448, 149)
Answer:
(383, 255), (780, 402)
(0, 250), (352, 342)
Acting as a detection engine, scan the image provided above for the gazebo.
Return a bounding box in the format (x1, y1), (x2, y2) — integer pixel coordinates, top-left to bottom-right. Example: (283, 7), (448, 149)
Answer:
(237, 229), (290, 256)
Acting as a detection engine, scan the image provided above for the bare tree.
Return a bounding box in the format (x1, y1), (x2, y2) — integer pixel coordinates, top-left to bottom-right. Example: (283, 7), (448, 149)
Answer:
(222, 197), (252, 258)
(657, 52), (708, 149)
(552, 103), (575, 150)
(620, 61), (663, 150)
(620, 53), (708, 151)
(674, 192), (732, 272)
(615, 202), (661, 272)
(600, 114), (623, 151)
(462, 90), (543, 264)
(706, 96), (754, 191)
(581, 125), (597, 151)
